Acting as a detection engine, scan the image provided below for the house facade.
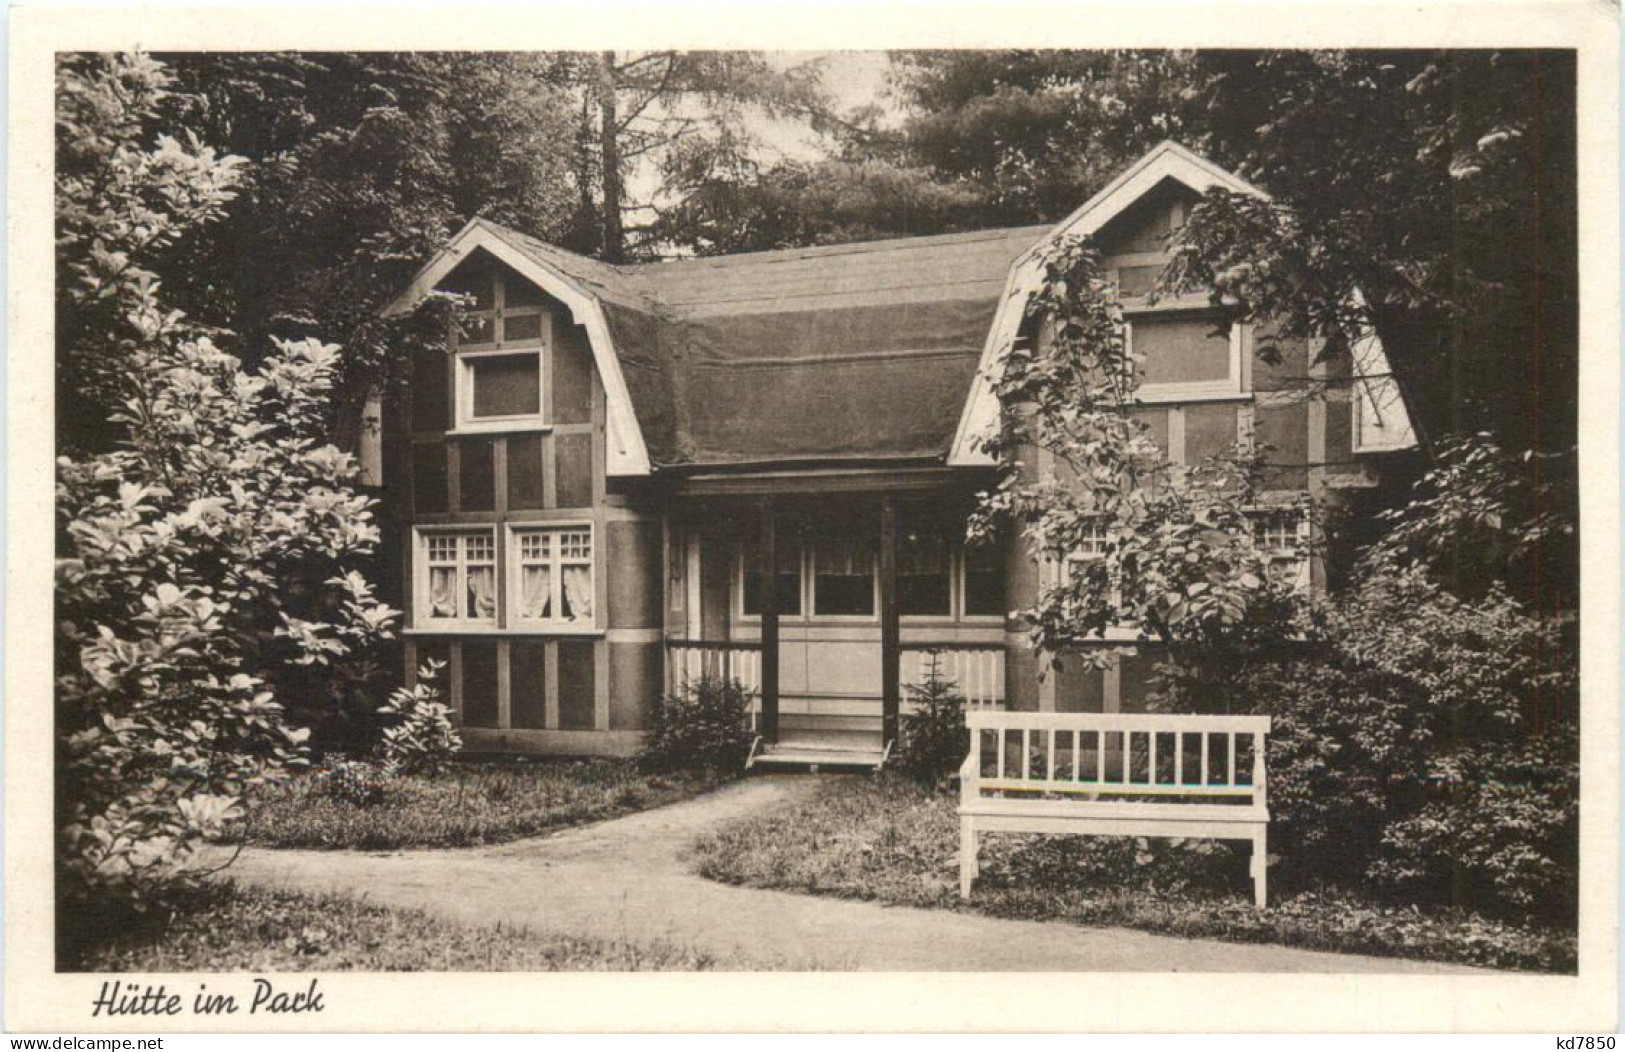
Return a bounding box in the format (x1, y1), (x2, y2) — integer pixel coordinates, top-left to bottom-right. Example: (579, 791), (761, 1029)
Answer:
(379, 142), (1415, 763)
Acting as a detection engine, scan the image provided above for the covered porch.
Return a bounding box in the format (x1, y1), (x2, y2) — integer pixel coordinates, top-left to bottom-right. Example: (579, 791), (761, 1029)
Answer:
(662, 468), (1016, 768)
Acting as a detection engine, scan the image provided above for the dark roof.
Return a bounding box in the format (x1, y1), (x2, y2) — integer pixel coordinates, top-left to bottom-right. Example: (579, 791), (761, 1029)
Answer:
(479, 221), (1052, 470)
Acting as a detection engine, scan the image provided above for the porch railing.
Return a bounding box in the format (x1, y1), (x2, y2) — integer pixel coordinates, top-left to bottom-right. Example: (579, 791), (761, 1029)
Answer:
(901, 644), (1005, 710)
(665, 638), (763, 696)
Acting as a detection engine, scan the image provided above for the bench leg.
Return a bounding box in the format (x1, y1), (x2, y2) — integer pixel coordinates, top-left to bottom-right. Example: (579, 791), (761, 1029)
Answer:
(959, 816), (978, 899)
(1251, 827), (1268, 909)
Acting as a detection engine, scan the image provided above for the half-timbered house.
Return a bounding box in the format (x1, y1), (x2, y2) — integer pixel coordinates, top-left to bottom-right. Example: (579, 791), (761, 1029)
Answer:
(379, 141), (1415, 767)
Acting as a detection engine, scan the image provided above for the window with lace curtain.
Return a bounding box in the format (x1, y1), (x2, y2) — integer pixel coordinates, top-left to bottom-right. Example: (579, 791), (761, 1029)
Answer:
(510, 525), (596, 628)
(415, 528), (497, 627)
(812, 530), (876, 617)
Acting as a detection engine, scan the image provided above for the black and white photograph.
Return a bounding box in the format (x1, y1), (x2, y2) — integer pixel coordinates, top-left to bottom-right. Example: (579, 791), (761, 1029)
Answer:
(5, 2), (1619, 1035)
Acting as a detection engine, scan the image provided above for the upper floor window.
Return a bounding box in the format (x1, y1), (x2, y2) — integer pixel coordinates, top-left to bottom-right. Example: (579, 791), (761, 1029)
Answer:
(442, 265), (549, 433)
(1123, 312), (1243, 403)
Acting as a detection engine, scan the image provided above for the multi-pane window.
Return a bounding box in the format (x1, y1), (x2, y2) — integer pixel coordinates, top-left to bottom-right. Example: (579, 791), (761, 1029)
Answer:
(1251, 509), (1311, 592)
(420, 529), (497, 625)
(1057, 520), (1123, 609)
(443, 264), (549, 432)
(414, 526), (599, 631)
(1075, 521), (1111, 560)
(512, 526), (595, 626)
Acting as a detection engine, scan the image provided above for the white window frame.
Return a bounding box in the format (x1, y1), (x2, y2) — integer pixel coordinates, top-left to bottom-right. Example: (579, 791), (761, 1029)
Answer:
(807, 532), (881, 622)
(507, 523), (597, 631)
(450, 270), (550, 434)
(413, 526), (498, 629)
(1124, 312), (1245, 404)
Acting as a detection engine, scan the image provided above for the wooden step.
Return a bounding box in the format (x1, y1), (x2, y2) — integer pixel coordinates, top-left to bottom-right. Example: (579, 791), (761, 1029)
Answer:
(748, 739), (888, 771)
(771, 723), (883, 746)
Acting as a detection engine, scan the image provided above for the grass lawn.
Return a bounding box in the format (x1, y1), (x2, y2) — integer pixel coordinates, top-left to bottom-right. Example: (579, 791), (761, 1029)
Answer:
(693, 775), (1577, 973)
(236, 757), (728, 850)
(68, 881), (745, 972)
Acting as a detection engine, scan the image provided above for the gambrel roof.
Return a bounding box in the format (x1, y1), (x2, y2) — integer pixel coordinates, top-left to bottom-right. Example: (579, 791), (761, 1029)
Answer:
(384, 141), (1413, 476)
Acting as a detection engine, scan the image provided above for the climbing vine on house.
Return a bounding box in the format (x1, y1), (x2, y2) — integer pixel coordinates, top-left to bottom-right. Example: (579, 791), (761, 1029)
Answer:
(970, 234), (1302, 671)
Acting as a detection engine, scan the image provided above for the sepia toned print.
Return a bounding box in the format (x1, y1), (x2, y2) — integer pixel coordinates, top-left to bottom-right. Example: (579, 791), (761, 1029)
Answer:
(7, 6), (1618, 1033)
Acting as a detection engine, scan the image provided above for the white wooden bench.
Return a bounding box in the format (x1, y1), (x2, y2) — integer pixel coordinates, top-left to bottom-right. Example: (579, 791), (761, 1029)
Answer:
(958, 711), (1273, 907)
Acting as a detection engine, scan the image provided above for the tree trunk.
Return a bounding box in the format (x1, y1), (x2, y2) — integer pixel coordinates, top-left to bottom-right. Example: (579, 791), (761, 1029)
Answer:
(596, 51), (625, 264)
(574, 97), (601, 256)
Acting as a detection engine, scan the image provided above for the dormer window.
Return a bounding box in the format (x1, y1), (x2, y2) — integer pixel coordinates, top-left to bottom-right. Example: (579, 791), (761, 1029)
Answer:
(443, 264), (549, 433)
(1122, 311), (1244, 403)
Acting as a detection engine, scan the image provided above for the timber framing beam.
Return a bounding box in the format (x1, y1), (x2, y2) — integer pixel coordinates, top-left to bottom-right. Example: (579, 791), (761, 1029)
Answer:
(758, 498), (780, 744)
(879, 495), (901, 747)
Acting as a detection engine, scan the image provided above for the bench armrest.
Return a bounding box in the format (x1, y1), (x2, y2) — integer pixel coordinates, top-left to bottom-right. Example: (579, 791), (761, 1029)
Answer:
(958, 746), (978, 806)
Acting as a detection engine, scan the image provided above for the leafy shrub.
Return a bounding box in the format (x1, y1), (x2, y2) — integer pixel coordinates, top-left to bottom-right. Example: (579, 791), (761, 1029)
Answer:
(894, 654), (970, 786)
(375, 660), (461, 777)
(1156, 557), (1578, 922)
(639, 676), (755, 773)
(54, 53), (396, 909)
(1371, 729), (1578, 918)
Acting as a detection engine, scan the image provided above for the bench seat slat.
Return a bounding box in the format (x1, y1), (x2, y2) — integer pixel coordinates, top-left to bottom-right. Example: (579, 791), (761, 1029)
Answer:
(963, 797), (1267, 823)
(965, 812), (1267, 842)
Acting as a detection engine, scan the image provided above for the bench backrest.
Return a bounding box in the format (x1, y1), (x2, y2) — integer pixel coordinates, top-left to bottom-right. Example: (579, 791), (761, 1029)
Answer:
(961, 711), (1271, 811)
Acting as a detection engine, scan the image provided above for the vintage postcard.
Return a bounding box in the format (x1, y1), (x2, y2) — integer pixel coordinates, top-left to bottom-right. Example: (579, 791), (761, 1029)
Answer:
(6, 0), (1619, 1034)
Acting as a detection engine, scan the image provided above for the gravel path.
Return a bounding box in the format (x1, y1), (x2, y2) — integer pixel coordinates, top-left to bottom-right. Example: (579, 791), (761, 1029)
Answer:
(211, 775), (1480, 972)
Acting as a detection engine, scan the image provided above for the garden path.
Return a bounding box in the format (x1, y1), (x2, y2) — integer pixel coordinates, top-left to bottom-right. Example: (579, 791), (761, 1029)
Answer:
(215, 774), (1479, 973)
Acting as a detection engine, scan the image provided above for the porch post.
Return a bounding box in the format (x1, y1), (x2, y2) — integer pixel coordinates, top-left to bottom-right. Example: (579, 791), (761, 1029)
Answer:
(758, 498), (780, 743)
(880, 495), (901, 747)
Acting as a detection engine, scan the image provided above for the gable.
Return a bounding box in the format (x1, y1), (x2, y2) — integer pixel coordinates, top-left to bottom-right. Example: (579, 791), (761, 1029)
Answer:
(383, 221), (654, 476)
(947, 141), (1417, 464)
